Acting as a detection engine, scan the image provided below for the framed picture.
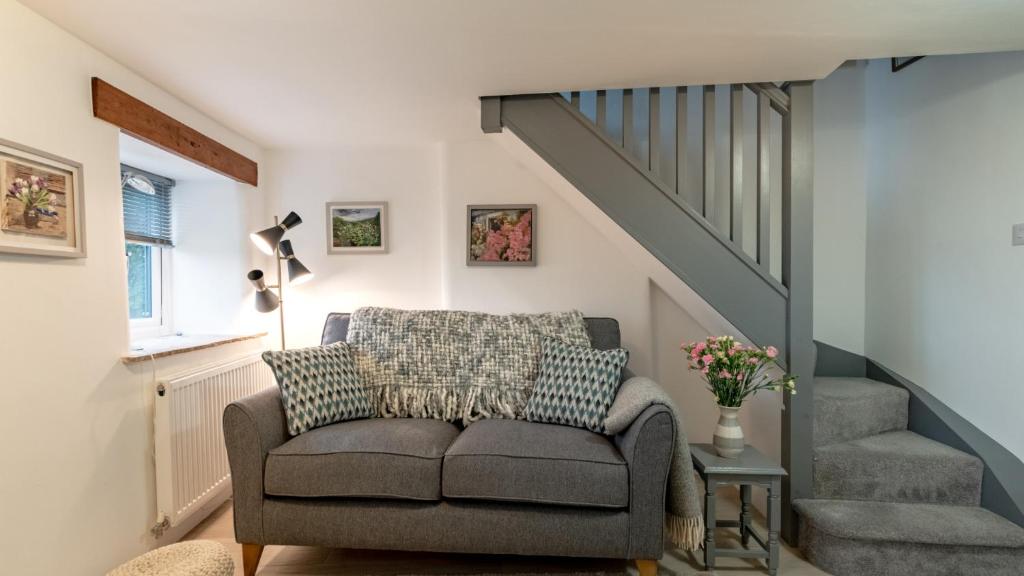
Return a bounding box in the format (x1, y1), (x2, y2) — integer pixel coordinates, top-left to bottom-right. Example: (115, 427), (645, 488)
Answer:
(0, 138), (86, 258)
(326, 201), (388, 254)
(466, 204), (536, 266)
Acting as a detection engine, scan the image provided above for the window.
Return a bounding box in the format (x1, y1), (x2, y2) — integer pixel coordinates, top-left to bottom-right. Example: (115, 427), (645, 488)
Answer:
(122, 165), (175, 338)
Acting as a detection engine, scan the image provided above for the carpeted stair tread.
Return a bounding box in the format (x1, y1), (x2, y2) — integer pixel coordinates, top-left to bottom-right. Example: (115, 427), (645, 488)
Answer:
(794, 499), (1024, 548)
(814, 378), (908, 447)
(814, 430), (984, 505)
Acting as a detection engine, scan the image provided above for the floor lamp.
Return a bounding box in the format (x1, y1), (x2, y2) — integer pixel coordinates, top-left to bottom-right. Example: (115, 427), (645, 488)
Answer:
(247, 212), (313, 349)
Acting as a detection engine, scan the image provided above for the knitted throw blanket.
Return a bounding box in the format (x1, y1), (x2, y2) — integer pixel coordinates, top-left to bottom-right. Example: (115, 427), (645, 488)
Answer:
(347, 307), (591, 422)
(604, 374), (705, 552)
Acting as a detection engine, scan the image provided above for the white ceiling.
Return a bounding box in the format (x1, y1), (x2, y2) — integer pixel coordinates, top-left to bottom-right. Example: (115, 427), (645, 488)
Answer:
(20, 0), (1024, 149)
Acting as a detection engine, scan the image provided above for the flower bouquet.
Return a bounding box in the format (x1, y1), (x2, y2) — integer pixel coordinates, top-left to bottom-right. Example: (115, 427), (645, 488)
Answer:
(6, 175), (55, 229)
(682, 335), (796, 457)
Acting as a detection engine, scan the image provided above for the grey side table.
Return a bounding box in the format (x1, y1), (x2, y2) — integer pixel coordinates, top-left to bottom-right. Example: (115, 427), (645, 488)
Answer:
(690, 444), (787, 576)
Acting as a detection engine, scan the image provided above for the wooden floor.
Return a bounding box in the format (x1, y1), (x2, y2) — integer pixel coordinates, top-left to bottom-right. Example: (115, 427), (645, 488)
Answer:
(183, 488), (830, 575)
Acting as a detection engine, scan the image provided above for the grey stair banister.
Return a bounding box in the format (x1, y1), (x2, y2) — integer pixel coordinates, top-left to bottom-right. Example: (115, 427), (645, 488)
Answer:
(488, 92), (789, 360)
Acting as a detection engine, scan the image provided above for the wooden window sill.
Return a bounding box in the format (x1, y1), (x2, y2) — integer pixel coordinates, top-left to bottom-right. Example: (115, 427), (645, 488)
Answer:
(122, 333), (268, 364)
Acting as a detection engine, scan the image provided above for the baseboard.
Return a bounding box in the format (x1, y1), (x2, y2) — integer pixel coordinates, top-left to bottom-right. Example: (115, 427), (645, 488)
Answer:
(813, 341), (867, 377)
(813, 341), (1024, 528)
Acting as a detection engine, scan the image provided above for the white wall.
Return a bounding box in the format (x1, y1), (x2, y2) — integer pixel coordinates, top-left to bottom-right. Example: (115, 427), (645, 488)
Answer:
(439, 137), (654, 374)
(265, 147), (444, 348)
(813, 62), (868, 354)
(863, 53), (1024, 460)
(173, 179), (262, 335)
(0, 1), (267, 573)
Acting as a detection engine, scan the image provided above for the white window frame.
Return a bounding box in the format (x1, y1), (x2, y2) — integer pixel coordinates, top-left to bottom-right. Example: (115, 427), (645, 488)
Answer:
(128, 241), (173, 340)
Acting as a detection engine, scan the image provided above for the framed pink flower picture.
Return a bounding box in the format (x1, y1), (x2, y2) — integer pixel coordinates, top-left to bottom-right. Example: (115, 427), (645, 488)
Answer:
(466, 204), (535, 266)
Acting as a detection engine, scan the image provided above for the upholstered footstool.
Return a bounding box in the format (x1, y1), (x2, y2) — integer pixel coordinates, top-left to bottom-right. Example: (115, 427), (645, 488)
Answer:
(107, 540), (234, 576)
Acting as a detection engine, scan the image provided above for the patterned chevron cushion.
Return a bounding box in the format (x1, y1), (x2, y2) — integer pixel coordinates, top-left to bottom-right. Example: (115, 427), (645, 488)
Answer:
(524, 337), (629, 433)
(262, 342), (375, 435)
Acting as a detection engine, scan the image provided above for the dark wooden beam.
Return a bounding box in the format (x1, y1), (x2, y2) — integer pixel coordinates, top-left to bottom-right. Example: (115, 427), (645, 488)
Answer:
(91, 78), (258, 186)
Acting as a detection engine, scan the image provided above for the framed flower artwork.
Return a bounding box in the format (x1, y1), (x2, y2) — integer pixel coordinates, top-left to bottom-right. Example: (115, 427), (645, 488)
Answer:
(0, 138), (86, 258)
(466, 204), (535, 266)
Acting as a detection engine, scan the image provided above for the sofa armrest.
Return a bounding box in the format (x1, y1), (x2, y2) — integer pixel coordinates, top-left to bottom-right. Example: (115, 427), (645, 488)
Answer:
(614, 403), (675, 559)
(223, 386), (289, 544)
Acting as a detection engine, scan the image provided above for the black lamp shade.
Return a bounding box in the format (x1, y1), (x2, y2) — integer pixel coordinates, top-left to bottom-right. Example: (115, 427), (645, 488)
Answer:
(287, 258), (313, 285)
(247, 269), (280, 313)
(250, 225), (283, 256)
(278, 240), (314, 285)
(249, 211), (303, 255)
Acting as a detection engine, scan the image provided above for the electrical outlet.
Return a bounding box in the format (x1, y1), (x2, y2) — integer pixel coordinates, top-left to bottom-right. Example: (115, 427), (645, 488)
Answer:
(1014, 223), (1024, 246)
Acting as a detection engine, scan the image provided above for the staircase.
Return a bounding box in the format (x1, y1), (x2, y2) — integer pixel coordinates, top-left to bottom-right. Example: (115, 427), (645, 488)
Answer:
(482, 83), (816, 538)
(795, 377), (1024, 575)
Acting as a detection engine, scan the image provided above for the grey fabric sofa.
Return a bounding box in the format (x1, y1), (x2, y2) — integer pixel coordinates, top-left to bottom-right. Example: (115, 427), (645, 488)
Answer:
(224, 314), (674, 576)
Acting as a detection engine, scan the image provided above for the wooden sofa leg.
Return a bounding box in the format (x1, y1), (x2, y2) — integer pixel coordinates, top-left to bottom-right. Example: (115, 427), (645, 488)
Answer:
(242, 544), (264, 576)
(635, 559), (658, 576)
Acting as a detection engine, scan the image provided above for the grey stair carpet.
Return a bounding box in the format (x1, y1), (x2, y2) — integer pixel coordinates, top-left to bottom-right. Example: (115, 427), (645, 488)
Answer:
(813, 378), (908, 448)
(795, 499), (1024, 576)
(799, 377), (1024, 575)
(814, 430), (983, 505)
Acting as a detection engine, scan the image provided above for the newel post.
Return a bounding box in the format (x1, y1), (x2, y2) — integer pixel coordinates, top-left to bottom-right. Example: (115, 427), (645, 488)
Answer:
(781, 80), (814, 544)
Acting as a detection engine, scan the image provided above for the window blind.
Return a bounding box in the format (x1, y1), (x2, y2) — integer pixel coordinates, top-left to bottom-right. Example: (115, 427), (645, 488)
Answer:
(121, 164), (175, 246)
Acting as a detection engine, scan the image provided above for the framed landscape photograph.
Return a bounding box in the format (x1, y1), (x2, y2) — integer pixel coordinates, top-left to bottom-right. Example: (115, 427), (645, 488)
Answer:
(0, 138), (86, 258)
(326, 201), (388, 254)
(466, 204), (536, 266)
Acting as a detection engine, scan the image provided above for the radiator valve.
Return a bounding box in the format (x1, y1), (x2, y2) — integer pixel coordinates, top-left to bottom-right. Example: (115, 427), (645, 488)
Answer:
(151, 514), (171, 538)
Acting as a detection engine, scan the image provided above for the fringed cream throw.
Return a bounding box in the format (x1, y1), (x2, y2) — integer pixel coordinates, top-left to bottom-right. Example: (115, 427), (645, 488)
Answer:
(347, 307), (591, 422)
(604, 374), (705, 552)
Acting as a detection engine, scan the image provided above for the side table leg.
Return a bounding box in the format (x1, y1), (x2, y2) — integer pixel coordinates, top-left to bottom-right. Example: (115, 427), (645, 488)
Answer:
(740, 483), (752, 547)
(768, 478), (781, 576)
(704, 478), (717, 570)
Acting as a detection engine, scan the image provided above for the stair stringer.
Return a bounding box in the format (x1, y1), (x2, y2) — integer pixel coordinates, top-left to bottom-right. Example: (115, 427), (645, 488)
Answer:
(496, 94), (789, 360)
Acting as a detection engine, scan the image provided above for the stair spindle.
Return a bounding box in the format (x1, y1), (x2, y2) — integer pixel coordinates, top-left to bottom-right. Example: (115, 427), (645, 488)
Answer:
(757, 90), (771, 269)
(702, 85), (715, 221)
(649, 87), (661, 178)
(730, 84), (744, 247)
(675, 87), (687, 197)
(623, 89), (634, 154)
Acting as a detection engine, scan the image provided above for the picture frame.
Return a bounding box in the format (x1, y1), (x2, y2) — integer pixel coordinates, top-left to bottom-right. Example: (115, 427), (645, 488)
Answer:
(326, 201), (388, 254)
(0, 138), (86, 258)
(466, 204), (536, 266)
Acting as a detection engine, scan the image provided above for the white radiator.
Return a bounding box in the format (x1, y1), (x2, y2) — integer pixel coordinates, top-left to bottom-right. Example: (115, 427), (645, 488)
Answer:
(154, 354), (273, 532)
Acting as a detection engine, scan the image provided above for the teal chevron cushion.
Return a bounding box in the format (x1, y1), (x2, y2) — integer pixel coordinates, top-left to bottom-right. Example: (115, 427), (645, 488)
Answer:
(524, 337), (629, 433)
(262, 342), (375, 435)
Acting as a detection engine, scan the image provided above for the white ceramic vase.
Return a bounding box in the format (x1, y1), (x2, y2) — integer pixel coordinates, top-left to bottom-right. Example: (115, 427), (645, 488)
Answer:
(713, 404), (745, 458)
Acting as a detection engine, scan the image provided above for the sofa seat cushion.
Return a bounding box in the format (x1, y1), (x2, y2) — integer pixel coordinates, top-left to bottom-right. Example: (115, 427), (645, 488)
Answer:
(442, 419), (628, 509)
(265, 418), (459, 501)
